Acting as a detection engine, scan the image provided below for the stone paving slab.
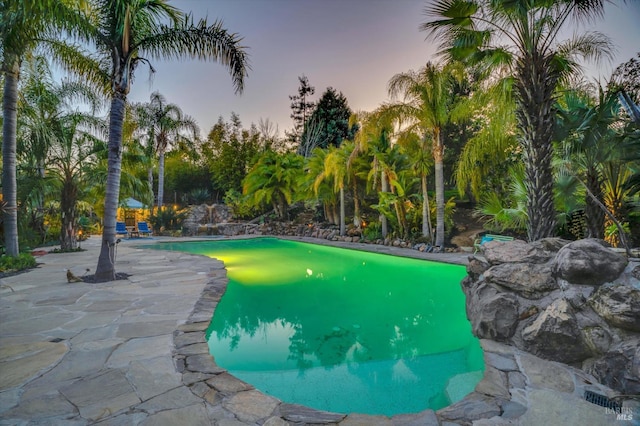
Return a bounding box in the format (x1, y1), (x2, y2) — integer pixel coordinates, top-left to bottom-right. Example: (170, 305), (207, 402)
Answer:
(0, 341), (67, 390)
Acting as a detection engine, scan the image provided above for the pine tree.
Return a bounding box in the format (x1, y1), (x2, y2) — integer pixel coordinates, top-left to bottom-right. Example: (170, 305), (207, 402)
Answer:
(287, 75), (315, 144)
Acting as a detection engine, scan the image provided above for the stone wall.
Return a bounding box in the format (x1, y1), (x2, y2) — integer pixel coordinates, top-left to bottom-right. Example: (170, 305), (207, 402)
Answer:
(182, 204), (232, 236)
(464, 238), (640, 396)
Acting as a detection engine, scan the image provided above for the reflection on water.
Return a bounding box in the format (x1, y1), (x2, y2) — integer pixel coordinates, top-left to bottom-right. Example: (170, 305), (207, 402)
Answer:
(151, 238), (484, 415)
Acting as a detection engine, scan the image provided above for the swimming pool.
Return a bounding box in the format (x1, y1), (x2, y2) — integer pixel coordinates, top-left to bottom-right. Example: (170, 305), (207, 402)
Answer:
(151, 238), (483, 415)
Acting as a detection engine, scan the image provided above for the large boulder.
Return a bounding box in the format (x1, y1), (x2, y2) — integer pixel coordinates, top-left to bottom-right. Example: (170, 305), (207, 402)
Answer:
(589, 283), (640, 332)
(469, 284), (520, 341)
(483, 262), (557, 299)
(466, 257), (490, 281)
(585, 337), (640, 396)
(522, 299), (589, 364)
(530, 238), (571, 253)
(483, 240), (553, 265)
(553, 239), (627, 286)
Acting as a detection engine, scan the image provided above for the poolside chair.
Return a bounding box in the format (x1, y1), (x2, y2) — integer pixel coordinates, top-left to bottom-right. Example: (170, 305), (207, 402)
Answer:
(137, 221), (152, 237)
(116, 221), (129, 238)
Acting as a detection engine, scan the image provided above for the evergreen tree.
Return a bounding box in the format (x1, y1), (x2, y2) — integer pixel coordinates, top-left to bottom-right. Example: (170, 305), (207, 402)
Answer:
(287, 75), (315, 144)
(300, 87), (356, 154)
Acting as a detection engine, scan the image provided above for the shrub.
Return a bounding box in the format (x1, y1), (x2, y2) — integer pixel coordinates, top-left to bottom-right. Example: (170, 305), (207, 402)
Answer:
(0, 253), (37, 273)
(149, 206), (187, 232)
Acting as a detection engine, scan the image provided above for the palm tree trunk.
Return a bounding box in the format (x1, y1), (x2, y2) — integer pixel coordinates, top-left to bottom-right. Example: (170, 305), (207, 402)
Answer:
(339, 186), (345, 236)
(380, 171), (388, 238)
(147, 166), (154, 210)
(421, 173), (432, 241)
(585, 168), (605, 239)
(352, 179), (361, 227)
(2, 58), (20, 257)
(95, 95), (126, 282)
(516, 55), (558, 242)
(434, 130), (445, 251)
(157, 149), (165, 209)
(60, 179), (78, 251)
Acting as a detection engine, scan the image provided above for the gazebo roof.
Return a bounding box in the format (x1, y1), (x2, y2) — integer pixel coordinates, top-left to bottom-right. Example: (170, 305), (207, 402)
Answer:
(122, 197), (145, 209)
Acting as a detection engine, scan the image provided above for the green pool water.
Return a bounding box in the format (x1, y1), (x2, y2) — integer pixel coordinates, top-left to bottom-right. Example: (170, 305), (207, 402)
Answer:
(150, 238), (484, 415)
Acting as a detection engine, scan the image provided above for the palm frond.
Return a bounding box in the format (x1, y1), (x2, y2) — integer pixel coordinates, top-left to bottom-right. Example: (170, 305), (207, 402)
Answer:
(138, 16), (249, 94)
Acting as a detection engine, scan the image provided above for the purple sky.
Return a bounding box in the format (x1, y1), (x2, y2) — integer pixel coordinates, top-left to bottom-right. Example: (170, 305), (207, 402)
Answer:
(128, 0), (640, 138)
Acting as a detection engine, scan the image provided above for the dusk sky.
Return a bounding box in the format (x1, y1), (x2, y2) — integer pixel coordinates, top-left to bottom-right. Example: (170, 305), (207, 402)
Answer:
(127, 0), (640, 139)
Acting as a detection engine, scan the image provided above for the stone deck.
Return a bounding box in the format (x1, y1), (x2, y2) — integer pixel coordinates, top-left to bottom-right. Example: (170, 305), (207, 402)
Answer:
(0, 236), (633, 425)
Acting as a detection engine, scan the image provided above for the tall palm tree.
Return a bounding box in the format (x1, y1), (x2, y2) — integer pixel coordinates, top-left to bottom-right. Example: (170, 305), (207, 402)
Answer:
(16, 57), (103, 250)
(313, 143), (354, 236)
(300, 148), (338, 224)
(1, 0), (87, 256)
(423, 0), (613, 241)
(350, 110), (395, 238)
(396, 131), (434, 241)
(65, 0), (248, 281)
(387, 62), (465, 250)
(134, 91), (199, 210)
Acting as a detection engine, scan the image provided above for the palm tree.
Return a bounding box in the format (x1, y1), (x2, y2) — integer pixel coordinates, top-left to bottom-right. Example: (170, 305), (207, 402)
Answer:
(313, 143), (354, 236)
(1, 0), (87, 256)
(300, 148), (339, 224)
(350, 110), (395, 238)
(243, 150), (303, 219)
(16, 57), (103, 250)
(396, 131), (434, 241)
(66, 0), (248, 281)
(387, 62), (465, 250)
(423, 0), (613, 241)
(134, 91), (199, 210)
(557, 85), (621, 238)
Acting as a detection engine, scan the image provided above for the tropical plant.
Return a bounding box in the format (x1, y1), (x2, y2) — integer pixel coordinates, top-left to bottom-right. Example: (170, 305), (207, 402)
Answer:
(299, 148), (338, 224)
(423, 0), (613, 241)
(1, 0), (87, 256)
(386, 61), (466, 250)
(556, 85), (622, 238)
(350, 109), (396, 238)
(396, 131), (434, 241)
(243, 150), (303, 219)
(313, 143), (356, 236)
(149, 205), (187, 233)
(16, 57), (104, 251)
(65, 0), (248, 281)
(134, 91), (199, 210)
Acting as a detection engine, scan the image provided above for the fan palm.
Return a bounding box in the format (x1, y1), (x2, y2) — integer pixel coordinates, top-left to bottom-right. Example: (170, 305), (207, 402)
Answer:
(557, 85), (622, 238)
(134, 91), (199, 210)
(64, 0), (248, 281)
(423, 0), (613, 241)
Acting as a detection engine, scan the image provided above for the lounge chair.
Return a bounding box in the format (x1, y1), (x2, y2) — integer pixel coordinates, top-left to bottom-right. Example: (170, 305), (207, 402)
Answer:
(116, 221), (129, 238)
(137, 221), (152, 237)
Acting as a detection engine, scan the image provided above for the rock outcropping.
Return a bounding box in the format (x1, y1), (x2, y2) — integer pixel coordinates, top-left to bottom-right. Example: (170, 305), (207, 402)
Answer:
(464, 238), (640, 396)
